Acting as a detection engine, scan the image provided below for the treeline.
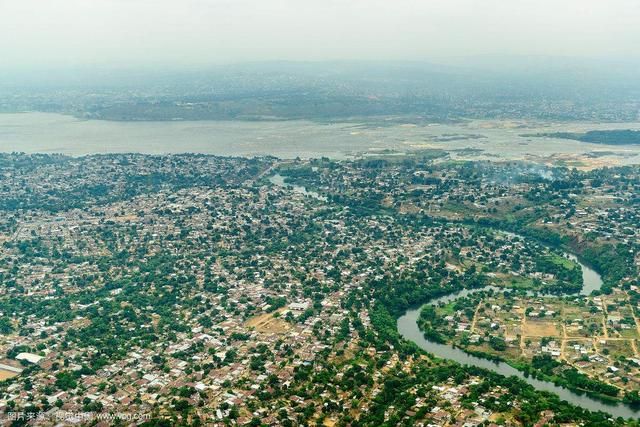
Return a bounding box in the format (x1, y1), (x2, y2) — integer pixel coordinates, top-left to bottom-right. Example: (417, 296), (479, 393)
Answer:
(527, 130), (640, 145)
(469, 216), (634, 293)
(581, 243), (635, 291)
(527, 355), (620, 399)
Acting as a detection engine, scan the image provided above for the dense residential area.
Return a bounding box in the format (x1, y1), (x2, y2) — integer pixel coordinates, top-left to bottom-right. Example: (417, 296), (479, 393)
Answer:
(0, 153), (638, 426)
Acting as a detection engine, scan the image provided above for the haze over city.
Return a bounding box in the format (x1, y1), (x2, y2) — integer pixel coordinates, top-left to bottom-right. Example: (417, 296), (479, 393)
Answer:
(2, 0), (640, 69)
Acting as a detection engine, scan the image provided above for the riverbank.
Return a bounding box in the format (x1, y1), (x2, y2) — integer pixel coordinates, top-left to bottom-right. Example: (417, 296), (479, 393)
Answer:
(398, 254), (640, 419)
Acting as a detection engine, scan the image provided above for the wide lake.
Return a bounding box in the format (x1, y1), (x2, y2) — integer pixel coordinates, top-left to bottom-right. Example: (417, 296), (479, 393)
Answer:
(2, 113), (640, 166)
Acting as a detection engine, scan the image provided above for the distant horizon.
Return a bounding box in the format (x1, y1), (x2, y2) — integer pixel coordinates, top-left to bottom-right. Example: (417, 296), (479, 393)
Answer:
(3, 54), (640, 72)
(2, 55), (640, 90)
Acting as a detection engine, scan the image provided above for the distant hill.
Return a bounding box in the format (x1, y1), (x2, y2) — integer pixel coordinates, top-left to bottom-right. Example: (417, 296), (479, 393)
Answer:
(525, 130), (640, 145)
(3, 60), (640, 122)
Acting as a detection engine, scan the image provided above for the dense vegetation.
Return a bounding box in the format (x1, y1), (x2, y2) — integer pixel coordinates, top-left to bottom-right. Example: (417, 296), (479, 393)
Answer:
(528, 130), (640, 145)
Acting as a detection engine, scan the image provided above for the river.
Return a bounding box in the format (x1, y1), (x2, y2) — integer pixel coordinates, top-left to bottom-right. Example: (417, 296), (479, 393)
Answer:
(397, 254), (640, 419)
(269, 174), (639, 418)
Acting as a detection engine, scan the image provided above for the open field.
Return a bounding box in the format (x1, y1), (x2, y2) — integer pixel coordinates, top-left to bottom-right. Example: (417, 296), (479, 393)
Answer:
(524, 321), (561, 337)
(245, 310), (292, 334)
(0, 370), (19, 381)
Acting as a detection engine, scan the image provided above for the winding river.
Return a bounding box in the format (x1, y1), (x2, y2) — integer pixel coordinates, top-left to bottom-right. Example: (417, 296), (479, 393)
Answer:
(268, 174), (639, 418)
(398, 253), (640, 419)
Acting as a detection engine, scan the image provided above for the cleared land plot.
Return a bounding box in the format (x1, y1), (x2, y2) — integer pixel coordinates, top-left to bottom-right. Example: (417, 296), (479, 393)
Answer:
(245, 311), (291, 334)
(523, 320), (561, 337)
(601, 339), (637, 358)
(0, 370), (19, 381)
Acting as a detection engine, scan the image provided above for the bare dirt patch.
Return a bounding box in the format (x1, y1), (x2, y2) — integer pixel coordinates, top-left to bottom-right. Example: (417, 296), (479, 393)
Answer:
(323, 418), (337, 427)
(0, 370), (19, 381)
(245, 310), (291, 334)
(523, 321), (560, 337)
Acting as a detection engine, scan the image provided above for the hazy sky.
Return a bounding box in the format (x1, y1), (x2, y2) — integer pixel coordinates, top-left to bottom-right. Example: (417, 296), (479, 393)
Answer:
(2, 0), (640, 68)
